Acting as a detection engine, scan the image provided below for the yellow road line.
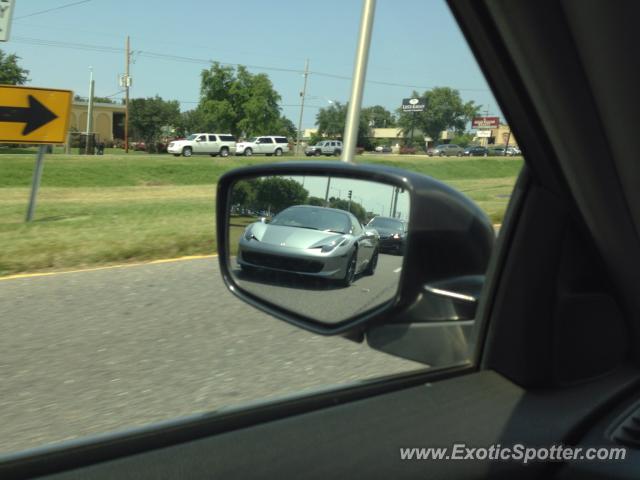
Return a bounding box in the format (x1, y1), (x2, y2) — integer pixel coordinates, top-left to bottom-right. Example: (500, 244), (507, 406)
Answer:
(0, 254), (218, 281)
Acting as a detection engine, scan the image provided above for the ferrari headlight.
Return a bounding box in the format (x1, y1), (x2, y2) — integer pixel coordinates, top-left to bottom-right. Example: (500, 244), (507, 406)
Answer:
(244, 227), (256, 241)
(318, 237), (348, 253)
(321, 241), (338, 253)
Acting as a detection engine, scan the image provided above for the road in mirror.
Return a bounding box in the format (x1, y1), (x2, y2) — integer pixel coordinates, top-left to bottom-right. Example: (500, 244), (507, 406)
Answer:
(227, 175), (410, 324)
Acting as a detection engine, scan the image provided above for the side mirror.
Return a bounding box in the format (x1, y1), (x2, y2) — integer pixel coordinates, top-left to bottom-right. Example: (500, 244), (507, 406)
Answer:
(364, 228), (377, 238)
(217, 161), (494, 345)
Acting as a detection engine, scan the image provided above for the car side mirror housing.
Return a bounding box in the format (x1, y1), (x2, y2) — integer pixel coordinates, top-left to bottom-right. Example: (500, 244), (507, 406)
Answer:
(217, 161), (494, 344)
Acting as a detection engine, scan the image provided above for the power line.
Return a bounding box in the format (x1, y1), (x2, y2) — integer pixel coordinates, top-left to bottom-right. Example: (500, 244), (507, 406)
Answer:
(10, 35), (491, 93)
(15, 0), (93, 20)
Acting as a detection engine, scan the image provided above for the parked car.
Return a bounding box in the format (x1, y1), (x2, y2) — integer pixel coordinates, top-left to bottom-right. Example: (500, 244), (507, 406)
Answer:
(131, 141), (146, 152)
(486, 145), (507, 156)
(374, 145), (392, 153)
(235, 136), (290, 157)
(505, 146), (521, 156)
(305, 140), (343, 156)
(366, 216), (407, 254)
(463, 145), (489, 156)
(237, 205), (379, 287)
(427, 144), (465, 156)
(167, 133), (236, 157)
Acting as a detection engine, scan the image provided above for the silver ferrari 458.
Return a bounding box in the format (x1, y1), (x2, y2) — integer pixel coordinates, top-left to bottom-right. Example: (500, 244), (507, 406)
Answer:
(237, 205), (379, 287)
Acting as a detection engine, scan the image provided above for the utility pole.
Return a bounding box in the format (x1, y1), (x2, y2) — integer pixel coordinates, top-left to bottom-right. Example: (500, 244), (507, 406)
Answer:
(324, 176), (332, 206)
(392, 187), (399, 218)
(295, 59), (309, 156)
(124, 35), (130, 153)
(85, 67), (95, 155)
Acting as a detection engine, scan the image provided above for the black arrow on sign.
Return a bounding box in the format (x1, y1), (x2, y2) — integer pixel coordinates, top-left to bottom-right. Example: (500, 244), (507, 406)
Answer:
(0, 95), (58, 135)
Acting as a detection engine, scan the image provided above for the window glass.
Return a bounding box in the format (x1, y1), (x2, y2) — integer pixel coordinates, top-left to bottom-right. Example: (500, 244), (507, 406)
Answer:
(0, 0), (520, 455)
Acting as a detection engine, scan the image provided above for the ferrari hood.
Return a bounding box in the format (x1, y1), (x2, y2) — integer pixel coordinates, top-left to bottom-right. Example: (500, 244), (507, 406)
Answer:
(247, 223), (345, 249)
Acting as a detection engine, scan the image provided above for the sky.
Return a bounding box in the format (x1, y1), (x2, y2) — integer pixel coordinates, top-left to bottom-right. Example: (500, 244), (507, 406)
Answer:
(2, 0), (500, 131)
(290, 176), (410, 220)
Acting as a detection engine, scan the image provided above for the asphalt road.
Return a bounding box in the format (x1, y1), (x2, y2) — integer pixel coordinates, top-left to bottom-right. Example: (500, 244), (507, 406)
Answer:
(0, 257), (422, 454)
(232, 253), (403, 323)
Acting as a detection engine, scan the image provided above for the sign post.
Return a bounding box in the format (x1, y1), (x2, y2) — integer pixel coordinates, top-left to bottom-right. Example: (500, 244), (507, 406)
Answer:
(26, 146), (47, 222)
(401, 98), (426, 146)
(0, 85), (73, 222)
(0, 0), (15, 42)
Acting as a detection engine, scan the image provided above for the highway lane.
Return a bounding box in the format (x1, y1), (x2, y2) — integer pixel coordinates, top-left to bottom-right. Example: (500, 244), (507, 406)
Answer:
(0, 257), (422, 454)
(232, 253), (403, 323)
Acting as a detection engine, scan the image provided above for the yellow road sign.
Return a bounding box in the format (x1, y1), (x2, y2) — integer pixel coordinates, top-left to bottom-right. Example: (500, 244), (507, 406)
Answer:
(0, 85), (72, 144)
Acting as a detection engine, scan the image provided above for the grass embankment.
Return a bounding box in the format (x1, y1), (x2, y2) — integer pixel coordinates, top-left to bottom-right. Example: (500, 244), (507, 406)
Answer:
(0, 153), (522, 275)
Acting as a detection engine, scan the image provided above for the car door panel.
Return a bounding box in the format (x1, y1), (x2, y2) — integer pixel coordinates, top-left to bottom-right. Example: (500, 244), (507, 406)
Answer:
(14, 367), (638, 480)
(193, 135), (207, 154)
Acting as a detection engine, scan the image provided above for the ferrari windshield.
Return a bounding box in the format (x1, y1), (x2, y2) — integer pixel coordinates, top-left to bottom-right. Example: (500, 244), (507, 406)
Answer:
(271, 207), (351, 233)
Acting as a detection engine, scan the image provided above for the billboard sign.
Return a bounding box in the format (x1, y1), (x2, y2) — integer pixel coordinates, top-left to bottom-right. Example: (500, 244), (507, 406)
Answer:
(472, 116), (500, 129)
(401, 98), (426, 112)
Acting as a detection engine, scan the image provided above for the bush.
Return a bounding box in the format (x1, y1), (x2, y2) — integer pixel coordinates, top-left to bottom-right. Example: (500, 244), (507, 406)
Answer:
(399, 146), (417, 155)
(356, 147), (365, 155)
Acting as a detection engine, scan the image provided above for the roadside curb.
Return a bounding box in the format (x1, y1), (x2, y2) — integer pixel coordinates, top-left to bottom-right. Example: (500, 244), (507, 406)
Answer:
(0, 254), (218, 281)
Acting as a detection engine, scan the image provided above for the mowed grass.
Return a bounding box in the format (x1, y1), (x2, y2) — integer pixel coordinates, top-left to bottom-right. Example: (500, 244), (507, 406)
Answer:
(0, 153), (522, 275)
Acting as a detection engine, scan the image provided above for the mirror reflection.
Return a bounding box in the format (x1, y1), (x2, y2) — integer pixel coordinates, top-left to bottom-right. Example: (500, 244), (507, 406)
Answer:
(227, 175), (410, 324)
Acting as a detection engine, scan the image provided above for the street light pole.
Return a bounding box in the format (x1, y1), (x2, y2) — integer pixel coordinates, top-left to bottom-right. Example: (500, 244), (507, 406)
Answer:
(341, 0), (376, 163)
(125, 35), (130, 154)
(85, 67), (95, 155)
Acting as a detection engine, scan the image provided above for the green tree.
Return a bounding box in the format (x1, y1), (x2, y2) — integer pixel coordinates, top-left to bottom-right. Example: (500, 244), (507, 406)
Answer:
(362, 105), (395, 128)
(74, 95), (115, 104)
(129, 96), (181, 152)
(255, 177), (308, 214)
(198, 63), (285, 137)
(306, 196), (326, 206)
(329, 198), (367, 224)
(271, 115), (296, 139)
(316, 102), (347, 138)
(0, 50), (29, 85)
(176, 109), (206, 137)
(450, 132), (475, 147)
(231, 180), (257, 210)
(315, 102), (373, 149)
(397, 87), (481, 146)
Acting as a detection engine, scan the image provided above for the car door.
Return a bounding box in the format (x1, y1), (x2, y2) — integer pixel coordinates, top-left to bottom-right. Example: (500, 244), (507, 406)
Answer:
(6, 2), (640, 480)
(258, 137), (274, 154)
(207, 135), (220, 154)
(192, 134), (208, 154)
(350, 218), (370, 270)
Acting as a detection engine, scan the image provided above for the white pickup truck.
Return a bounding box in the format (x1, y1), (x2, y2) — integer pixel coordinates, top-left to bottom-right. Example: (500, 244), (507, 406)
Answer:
(168, 133), (237, 157)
